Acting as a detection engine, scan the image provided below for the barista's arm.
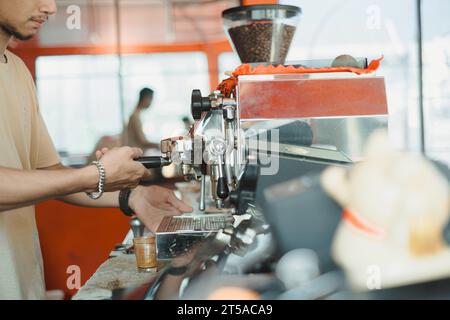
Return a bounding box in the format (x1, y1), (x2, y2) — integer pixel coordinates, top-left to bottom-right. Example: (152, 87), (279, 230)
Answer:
(40, 163), (121, 208)
(59, 191), (120, 208)
(0, 164), (98, 212)
(40, 164), (192, 232)
(0, 146), (149, 212)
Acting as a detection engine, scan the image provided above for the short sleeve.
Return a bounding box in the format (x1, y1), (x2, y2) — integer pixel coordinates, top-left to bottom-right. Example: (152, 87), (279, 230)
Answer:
(24, 74), (60, 169)
(31, 109), (60, 169)
(5, 50), (60, 169)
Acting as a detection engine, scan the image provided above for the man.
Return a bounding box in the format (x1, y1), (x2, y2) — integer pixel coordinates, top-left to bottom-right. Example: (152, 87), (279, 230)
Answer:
(0, 0), (192, 299)
(88, 88), (159, 162)
(89, 88), (158, 163)
(122, 87), (160, 150)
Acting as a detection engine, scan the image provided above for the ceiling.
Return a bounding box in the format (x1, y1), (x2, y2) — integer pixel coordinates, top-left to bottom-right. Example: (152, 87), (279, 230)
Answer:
(36, 0), (239, 47)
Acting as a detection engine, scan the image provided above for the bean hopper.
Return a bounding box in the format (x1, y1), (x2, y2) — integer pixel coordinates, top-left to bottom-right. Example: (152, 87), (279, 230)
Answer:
(222, 4), (301, 64)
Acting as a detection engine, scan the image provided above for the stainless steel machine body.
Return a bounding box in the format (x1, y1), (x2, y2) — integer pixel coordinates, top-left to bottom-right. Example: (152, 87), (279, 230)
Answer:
(159, 66), (389, 214)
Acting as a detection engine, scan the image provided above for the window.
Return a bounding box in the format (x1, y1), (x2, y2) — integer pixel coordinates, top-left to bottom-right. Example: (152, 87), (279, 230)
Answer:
(36, 55), (122, 156)
(218, 51), (240, 82)
(281, 0), (421, 154)
(36, 52), (209, 157)
(121, 52), (209, 143)
(280, 0), (450, 166)
(422, 0), (450, 165)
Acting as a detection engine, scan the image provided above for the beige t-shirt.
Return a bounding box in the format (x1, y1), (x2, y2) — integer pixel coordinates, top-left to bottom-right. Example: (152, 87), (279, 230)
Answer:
(0, 50), (60, 299)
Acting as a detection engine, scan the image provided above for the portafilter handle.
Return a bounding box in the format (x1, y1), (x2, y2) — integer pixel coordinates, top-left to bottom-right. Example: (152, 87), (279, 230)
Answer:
(136, 156), (172, 169)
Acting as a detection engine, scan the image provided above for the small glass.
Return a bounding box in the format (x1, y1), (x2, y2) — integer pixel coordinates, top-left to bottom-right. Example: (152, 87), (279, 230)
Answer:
(133, 236), (157, 273)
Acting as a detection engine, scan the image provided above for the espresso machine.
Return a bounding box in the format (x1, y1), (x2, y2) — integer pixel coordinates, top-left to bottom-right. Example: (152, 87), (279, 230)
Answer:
(155, 5), (387, 210)
(130, 4), (389, 300)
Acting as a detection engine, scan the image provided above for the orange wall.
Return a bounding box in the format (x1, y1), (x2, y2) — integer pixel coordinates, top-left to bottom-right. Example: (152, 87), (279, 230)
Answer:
(11, 40), (232, 90)
(35, 201), (130, 298)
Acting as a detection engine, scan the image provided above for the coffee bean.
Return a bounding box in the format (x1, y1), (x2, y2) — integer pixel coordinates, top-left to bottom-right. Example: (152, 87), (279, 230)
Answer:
(228, 22), (296, 64)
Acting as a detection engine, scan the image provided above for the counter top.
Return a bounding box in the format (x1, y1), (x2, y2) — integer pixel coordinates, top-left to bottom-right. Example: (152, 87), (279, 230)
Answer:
(72, 252), (163, 300)
(72, 230), (164, 300)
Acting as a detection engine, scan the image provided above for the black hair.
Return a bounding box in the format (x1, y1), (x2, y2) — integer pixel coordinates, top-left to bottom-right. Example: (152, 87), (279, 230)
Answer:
(139, 88), (154, 103)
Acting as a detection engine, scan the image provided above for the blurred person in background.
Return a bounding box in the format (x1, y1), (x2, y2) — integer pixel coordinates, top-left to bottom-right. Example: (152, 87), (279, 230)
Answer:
(121, 87), (164, 182)
(89, 88), (159, 162)
(122, 87), (160, 150)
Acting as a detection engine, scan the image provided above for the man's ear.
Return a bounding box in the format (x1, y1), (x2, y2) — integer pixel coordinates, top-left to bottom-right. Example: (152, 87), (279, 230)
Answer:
(321, 166), (350, 208)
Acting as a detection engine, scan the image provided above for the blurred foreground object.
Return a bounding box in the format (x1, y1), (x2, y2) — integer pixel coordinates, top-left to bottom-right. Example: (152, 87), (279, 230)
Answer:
(321, 130), (450, 291)
(208, 286), (260, 300)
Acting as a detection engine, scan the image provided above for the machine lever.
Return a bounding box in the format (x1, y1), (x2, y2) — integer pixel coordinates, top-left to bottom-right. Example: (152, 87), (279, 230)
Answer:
(199, 175), (206, 211)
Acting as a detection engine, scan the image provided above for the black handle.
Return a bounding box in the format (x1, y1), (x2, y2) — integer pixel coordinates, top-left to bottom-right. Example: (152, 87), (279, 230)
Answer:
(137, 156), (171, 169)
(216, 177), (229, 199)
(191, 89), (212, 120)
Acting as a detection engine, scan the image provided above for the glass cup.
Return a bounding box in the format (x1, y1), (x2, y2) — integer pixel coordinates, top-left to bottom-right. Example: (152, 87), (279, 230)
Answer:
(133, 235), (157, 272)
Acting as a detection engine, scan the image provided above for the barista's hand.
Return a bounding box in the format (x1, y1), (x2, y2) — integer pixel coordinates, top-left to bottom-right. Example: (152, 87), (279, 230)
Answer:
(94, 147), (150, 191)
(95, 147), (110, 160)
(128, 185), (193, 232)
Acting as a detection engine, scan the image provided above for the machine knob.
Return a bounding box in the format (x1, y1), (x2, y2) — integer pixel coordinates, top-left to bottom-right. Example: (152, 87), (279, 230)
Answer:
(191, 89), (212, 120)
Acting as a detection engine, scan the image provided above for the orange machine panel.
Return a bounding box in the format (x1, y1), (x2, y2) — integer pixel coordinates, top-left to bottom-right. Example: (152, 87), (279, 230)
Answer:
(238, 76), (388, 120)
